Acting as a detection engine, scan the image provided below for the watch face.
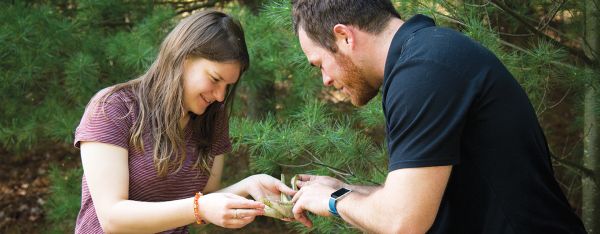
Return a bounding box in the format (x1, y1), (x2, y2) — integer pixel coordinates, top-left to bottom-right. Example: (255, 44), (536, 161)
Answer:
(331, 188), (351, 199)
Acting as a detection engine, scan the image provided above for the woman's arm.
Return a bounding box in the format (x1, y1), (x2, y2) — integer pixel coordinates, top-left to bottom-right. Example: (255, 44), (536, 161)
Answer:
(203, 155), (225, 193)
(81, 142), (264, 233)
(201, 154), (295, 200)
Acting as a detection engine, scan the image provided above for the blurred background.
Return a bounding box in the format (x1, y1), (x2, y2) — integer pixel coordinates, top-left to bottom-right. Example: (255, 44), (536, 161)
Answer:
(0, 0), (599, 233)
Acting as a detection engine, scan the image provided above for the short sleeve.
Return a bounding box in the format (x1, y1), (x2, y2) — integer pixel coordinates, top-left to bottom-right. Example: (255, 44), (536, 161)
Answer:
(209, 105), (232, 156)
(384, 59), (478, 171)
(74, 89), (133, 149)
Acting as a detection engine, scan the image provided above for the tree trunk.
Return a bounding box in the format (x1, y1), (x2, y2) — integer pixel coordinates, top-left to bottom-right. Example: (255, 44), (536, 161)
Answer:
(247, 83), (275, 120)
(583, 0), (600, 233)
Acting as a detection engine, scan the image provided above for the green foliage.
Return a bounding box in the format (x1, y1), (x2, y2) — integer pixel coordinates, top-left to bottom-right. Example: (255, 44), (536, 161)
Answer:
(228, 2), (321, 118)
(45, 165), (83, 233)
(287, 214), (361, 234)
(231, 100), (386, 190)
(2, 0), (598, 232)
(357, 95), (385, 128)
(0, 1), (173, 154)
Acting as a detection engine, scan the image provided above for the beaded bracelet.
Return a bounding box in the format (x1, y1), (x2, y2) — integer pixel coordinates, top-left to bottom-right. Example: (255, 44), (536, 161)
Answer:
(193, 192), (205, 224)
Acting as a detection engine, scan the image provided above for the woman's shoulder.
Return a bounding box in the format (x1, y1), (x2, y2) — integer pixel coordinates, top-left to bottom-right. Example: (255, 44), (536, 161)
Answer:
(75, 85), (139, 149)
(82, 85), (139, 122)
(91, 85), (137, 105)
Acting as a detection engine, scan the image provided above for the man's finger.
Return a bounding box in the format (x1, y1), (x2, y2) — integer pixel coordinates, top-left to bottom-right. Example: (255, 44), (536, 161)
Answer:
(292, 203), (313, 228)
(291, 188), (304, 203)
(296, 180), (311, 189)
(296, 174), (317, 182)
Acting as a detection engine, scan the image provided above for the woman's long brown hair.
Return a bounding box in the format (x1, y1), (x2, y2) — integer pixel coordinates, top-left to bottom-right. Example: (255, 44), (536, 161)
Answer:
(102, 10), (249, 177)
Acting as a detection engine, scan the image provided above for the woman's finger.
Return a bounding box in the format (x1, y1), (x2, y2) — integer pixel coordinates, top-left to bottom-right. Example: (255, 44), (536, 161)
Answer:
(226, 199), (265, 209)
(232, 208), (265, 219)
(278, 182), (297, 195)
(225, 213), (255, 229)
(223, 193), (249, 200)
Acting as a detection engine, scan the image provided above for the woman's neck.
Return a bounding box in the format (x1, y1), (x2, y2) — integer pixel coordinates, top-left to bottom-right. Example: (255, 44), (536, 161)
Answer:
(180, 113), (190, 129)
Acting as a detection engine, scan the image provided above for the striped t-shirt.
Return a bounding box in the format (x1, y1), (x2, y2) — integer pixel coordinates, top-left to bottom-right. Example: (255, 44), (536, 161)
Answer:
(74, 87), (231, 233)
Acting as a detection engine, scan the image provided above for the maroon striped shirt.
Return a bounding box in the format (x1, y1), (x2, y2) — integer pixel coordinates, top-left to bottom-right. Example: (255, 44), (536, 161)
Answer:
(74, 87), (231, 233)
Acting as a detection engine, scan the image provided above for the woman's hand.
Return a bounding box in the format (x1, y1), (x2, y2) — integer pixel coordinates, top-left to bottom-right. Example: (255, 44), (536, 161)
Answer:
(197, 193), (265, 229)
(243, 174), (296, 201)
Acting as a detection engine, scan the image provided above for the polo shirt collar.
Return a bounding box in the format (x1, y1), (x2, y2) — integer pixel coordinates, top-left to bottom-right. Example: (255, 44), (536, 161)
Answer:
(395, 14), (435, 46)
(384, 14), (436, 73)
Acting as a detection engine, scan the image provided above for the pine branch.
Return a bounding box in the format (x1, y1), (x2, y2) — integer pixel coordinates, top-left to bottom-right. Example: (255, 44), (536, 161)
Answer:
(434, 11), (578, 70)
(301, 149), (382, 186)
(176, 0), (221, 15)
(550, 152), (598, 188)
(496, 39), (578, 69)
(536, 0), (566, 31)
(489, 0), (593, 65)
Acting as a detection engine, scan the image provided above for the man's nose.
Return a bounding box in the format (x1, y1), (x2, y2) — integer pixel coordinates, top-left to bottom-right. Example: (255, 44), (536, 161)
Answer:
(322, 74), (334, 86)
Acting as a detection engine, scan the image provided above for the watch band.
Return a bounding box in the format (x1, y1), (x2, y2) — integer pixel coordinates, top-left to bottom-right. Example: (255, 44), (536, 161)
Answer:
(328, 188), (352, 217)
(328, 196), (340, 217)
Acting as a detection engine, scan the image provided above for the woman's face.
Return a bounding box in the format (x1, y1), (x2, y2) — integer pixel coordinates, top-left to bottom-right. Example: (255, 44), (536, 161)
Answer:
(182, 57), (240, 115)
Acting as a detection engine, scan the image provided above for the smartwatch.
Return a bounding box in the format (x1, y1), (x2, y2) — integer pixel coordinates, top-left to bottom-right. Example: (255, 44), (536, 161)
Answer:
(328, 188), (352, 217)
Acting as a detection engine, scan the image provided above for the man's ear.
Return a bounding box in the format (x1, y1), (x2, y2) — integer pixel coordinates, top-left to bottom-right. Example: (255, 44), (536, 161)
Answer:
(333, 24), (354, 49)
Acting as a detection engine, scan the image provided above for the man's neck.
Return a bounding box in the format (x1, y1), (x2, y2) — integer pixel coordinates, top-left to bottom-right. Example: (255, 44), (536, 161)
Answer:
(367, 18), (404, 85)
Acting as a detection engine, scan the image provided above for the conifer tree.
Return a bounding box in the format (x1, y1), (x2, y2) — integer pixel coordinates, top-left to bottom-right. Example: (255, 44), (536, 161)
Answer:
(2, 0), (599, 232)
(583, 0), (600, 232)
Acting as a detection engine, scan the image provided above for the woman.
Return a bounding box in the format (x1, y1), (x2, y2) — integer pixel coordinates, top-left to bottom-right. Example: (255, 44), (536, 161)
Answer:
(74, 10), (294, 233)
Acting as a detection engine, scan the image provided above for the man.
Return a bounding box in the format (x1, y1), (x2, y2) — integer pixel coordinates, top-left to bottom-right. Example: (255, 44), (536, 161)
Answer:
(289, 0), (587, 233)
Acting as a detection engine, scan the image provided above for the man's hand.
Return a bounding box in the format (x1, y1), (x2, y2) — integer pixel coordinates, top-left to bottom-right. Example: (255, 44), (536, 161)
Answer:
(291, 182), (336, 228)
(243, 174), (296, 201)
(294, 174), (344, 190)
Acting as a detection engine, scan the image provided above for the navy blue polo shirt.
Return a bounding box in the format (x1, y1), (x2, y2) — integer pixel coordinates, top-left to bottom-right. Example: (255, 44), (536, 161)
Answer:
(382, 15), (586, 233)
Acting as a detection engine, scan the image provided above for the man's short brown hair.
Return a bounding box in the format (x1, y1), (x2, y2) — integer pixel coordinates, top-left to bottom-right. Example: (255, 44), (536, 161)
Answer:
(292, 0), (401, 52)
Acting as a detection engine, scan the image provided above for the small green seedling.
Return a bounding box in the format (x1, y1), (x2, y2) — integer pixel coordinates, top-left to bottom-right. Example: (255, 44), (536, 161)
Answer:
(260, 174), (298, 219)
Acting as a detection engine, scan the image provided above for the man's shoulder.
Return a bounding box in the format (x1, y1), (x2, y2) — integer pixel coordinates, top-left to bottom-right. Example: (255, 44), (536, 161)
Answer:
(407, 26), (476, 60)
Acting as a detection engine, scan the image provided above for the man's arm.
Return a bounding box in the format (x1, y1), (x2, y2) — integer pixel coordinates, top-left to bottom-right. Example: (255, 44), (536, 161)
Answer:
(293, 166), (451, 233)
(294, 174), (381, 194)
(339, 166), (451, 233)
(345, 184), (381, 194)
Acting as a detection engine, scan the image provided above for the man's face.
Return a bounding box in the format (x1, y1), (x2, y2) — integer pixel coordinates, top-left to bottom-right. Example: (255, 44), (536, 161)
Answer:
(298, 28), (378, 106)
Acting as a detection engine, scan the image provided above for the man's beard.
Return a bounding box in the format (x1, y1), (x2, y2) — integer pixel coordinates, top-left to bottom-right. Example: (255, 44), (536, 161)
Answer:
(335, 53), (379, 106)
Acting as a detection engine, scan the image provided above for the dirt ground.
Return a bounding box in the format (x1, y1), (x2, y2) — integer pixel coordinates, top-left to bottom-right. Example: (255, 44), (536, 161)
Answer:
(0, 144), (79, 233)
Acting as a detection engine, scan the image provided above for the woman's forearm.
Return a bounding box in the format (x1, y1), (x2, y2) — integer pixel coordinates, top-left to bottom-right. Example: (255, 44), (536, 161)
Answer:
(101, 197), (195, 233)
(215, 177), (250, 197)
